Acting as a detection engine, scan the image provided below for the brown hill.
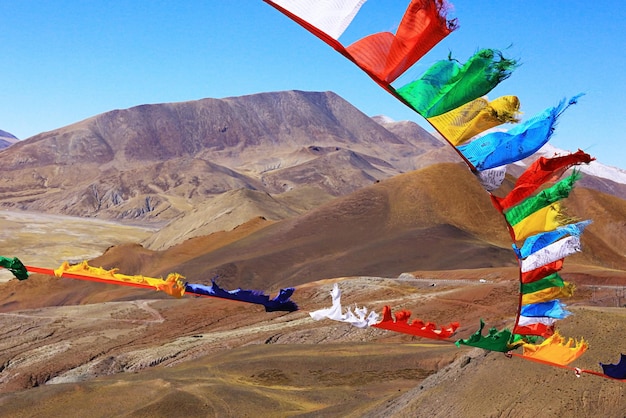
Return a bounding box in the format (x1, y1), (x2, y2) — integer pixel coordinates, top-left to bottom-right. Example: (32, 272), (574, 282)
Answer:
(0, 130), (18, 150)
(571, 168), (626, 200)
(565, 187), (626, 269)
(93, 161), (626, 293)
(1, 159), (624, 312)
(0, 273), (519, 412)
(141, 187), (335, 251)
(0, 91), (444, 221)
(89, 163), (518, 291)
(0, 162), (625, 416)
(0, 271), (624, 417)
(1, 92), (626, 416)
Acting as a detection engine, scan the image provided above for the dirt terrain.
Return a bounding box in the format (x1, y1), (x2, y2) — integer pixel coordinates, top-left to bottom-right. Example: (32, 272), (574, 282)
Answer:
(0, 210), (155, 283)
(0, 259), (624, 416)
(0, 182), (624, 417)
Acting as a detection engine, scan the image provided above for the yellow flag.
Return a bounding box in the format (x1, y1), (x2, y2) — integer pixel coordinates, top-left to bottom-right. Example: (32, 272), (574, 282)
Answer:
(512, 203), (562, 241)
(522, 332), (588, 365)
(428, 95), (520, 146)
(54, 261), (186, 298)
(521, 282), (575, 305)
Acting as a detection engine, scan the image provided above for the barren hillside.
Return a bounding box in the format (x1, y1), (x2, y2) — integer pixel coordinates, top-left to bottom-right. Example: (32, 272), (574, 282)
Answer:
(0, 91), (444, 221)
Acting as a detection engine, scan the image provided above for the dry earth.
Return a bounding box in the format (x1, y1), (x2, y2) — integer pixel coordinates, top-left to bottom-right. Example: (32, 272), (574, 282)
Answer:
(0, 210), (624, 417)
(0, 272), (517, 414)
(0, 271), (624, 417)
(0, 210), (155, 282)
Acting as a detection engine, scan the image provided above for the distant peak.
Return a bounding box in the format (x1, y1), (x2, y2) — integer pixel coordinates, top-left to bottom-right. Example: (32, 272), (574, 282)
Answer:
(371, 115), (396, 124)
(0, 129), (18, 149)
(0, 129), (18, 140)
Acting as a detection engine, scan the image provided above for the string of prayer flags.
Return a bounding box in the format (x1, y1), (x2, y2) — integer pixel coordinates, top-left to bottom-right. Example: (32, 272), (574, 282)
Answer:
(0, 256), (28, 281)
(185, 279), (298, 312)
(396, 49), (518, 118)
(454, 319), (521, 352)
(309, 283), (380, 328)
(521, 332), (588, 366)
(600, 354), (626, 380)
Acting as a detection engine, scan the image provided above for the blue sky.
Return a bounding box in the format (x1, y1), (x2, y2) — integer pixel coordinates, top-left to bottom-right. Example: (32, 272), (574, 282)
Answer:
(2, 1), (625, 168)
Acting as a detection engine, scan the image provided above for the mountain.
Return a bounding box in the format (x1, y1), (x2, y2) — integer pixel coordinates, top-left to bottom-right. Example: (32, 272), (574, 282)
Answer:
(4, 158), (624, 307)
(0, 130), (18, 149)
(1, 94), (626, 416)
(0, 91), (446, 221)
(86, 163), (518, 291)
(143, 186), (335, 250)
(83, 162), (626, 292)
(2, 92), (624, 226)
(0, 161), (624, 416)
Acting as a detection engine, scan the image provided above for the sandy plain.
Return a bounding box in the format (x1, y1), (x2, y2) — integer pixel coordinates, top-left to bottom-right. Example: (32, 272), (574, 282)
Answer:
(0, 209), (156, 282)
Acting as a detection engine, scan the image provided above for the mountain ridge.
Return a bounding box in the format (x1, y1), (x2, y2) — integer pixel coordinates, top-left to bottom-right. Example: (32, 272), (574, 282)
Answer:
(86, 163), (626, 292)
(1, 92), (626, 416)
(0, 129), (18, 150)
(0, 91), (446, 221)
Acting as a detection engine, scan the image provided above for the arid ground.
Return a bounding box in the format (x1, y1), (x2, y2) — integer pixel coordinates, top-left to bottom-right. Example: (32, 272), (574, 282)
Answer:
(0, 209), (624, 417)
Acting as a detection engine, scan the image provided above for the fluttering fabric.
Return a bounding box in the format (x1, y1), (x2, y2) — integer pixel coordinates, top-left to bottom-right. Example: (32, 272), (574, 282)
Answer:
(372, 305), (459, 339)
(521, 332), (588, 366)
(511, 203), (564, 242)
(397, 49), (518, 118)
(309, 284), (462, 339)
(54, 261), (186, 298)
(520, 300), (570, 319)
(513, 323), (555, 338)
(265, 0), (456, 86)
(521, 282), (575, 305)
(600, 354), (626, 380)
(475, 166), (508, 191)
(520, 236), (581, 273)
(517, 315), (559, 328)
(5, 258), (299, 312)
(345, 0), (457, 83)
(513, 221), (591, 259)
(504, 172), (581, 226)
(309, 283), (380, 328)
(427, 95), (521, 146)
(457, 96), (582, 171)
(521, 273), (566, 294)
(455, 319), (520, 352)
(492, 150), (594, 212)
(185, 279), (298, 312)
(521, 259), (564, 284)
(267, 0), (366, 40)
(0, 256), (29, 280)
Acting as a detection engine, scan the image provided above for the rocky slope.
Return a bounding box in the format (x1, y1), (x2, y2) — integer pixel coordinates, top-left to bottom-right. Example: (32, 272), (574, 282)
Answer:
(0, 130), (18, 150)
(0, 166), (624, 415)
(82, 162), (626, 293)
(1, 91), (626, 416)
(0, 91), (445, 221)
